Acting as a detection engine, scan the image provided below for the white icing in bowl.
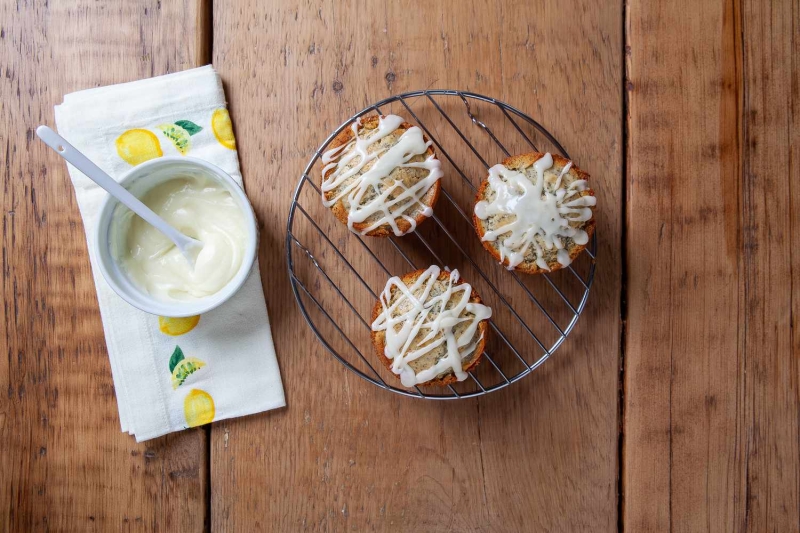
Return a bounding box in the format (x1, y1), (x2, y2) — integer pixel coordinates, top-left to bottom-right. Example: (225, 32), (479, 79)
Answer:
(95, 157), (258, 317)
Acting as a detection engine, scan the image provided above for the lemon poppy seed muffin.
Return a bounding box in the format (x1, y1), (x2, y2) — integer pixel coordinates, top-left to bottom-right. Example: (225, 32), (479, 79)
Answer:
(473, 151), (596, 274)
(370, 266), (492, 387)
(320, 114), (442, 237)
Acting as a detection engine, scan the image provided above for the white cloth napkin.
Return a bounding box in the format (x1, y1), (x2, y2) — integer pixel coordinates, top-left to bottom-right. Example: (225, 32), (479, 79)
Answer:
(54, 65), (285, 441)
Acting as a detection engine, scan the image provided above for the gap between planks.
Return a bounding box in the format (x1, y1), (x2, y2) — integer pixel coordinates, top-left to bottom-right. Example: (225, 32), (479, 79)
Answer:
(197, 2), (213, 531)
(618, 0), (631, 531)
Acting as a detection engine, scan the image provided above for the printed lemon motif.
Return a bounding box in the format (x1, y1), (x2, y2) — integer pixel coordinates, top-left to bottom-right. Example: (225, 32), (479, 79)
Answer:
(211, 108), (236, 150)
(171, 357), (206, 389)
(184, 389), (215, 427)
(159, 315), (200, 336)
(157, 124), (192, 155)
(168, 346), (205, 388)
(116, 129), (163, 166)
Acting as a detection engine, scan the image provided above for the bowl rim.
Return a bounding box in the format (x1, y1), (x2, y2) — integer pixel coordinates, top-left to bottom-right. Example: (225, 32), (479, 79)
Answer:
(94, 156), (258, 317)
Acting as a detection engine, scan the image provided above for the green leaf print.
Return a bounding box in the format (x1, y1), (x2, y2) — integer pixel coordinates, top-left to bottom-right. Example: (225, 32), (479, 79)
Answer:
(174, 120), (203, 136)
(169, 345), (185, 374)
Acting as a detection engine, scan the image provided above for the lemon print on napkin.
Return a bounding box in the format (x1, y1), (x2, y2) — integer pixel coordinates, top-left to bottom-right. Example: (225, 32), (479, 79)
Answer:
(169, 346), (206, 389)
(211, 109), (236, 150)
(157, 120), (202, 155)
(116, 129), (162, 165)
(159, 315), (200, 336)
(184, 389), (215, 427)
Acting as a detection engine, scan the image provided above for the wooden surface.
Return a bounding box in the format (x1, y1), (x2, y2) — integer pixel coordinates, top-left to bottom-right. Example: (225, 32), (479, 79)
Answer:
(625, 0), (799, 531)
(0, 1), (209, 532)
(211, 1), (621, 532)
(0, 1), (796, 532)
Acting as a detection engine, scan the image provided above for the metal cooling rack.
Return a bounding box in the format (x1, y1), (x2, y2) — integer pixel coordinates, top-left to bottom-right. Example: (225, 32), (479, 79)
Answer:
(286, 90), (597, 400)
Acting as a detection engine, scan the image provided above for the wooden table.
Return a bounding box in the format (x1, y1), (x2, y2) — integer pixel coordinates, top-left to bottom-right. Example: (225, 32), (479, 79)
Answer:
(1, 1), (796, 531)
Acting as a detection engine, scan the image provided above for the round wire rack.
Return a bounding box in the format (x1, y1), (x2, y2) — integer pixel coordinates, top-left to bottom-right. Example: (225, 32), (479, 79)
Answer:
(287, 90), (597, 399)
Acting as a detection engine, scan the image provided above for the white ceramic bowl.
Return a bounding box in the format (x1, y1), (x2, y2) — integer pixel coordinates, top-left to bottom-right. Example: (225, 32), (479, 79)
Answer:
(94, 157), (258, 317)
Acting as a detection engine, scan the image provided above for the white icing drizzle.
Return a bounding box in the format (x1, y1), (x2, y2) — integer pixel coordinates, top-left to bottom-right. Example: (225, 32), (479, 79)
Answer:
(371, 266), (493, 387)
(474, 153), (596, 271)
(321, 115), (443, 236)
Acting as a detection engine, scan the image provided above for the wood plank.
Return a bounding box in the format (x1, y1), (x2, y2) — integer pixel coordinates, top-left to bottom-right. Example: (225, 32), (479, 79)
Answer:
(211, 1), (622, 531)
(624, 0), (799, 530)
(0, 1), (209, 531)
(738, 0), (799, 529)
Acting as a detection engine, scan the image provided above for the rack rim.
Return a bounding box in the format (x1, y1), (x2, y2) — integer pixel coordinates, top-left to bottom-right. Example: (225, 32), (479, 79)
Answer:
(286, 89), (597, 400)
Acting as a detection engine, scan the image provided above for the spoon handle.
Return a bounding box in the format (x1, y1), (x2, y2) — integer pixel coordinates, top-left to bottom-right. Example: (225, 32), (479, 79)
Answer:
(36, 125), (192, 248)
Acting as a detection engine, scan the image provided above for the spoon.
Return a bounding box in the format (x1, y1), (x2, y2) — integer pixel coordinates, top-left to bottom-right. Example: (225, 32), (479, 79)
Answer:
(36, 125), (203, 266)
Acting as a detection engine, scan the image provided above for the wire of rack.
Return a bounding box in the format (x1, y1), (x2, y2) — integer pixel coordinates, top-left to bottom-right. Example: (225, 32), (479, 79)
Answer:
(286, 90), (597, 400)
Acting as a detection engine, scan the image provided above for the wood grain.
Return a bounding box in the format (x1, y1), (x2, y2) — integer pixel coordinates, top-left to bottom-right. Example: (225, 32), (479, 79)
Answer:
(0, 1), (209, 531)
(10, 0), (795, 530)
(211, 1), (622, 531)
(738, 0), (799, 529)
(625, 0), (799, 530)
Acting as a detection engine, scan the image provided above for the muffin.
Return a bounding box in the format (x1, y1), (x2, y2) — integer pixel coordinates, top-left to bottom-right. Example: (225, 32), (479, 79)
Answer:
(320, 114), (442, 237)
(473, 151), (596, 273)
(370, 266), (492, 387)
